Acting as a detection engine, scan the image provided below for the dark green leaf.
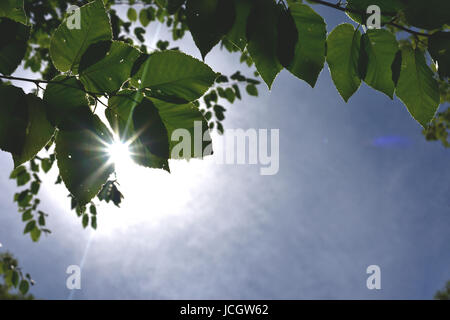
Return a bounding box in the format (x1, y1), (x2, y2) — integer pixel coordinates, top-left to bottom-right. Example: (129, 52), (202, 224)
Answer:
(186, 0), (236, 59)
(43, 75), (90, 129)
(56, 115), (115, 205)
(400, 0), (450, 30)
(12, 94), (55, 167)
(0, 0), (27, 25)
(24, 220), (35, 234)
(346, 0), (404, 25)
(19, 280), (29, 295)
(0, 85), (28, 155)
(286, 3), (326, 87)
(0, 18), (30, 75)
(246, 84), (258, 96)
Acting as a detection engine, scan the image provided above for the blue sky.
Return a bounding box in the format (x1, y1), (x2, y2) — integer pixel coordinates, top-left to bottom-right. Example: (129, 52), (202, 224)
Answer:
(0, 3), (449, 299)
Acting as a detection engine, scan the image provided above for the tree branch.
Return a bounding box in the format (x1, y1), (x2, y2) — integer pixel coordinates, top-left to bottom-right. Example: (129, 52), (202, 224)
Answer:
(307, 0), (431, 37)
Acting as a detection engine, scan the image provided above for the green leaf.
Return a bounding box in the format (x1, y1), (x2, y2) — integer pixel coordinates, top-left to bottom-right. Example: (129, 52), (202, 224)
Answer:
(149, 97), (213, 159)
(0, 18), (30, 75)
(326, 24), (362, 102)
(286, 3), (326, 88)
(30, 181), (40, 195)
(91, 215), (97, 229)
(131, 50), (217, 102)
(24, 220), (36, 234)
(246, 84), (258, 96)
(22, 210), (33, 221)
(106, 90), (169, 170)
(90, 204), (97, 215)
(12, 94), (55, 167)
(0, 0), (27, 25)
(56, 115), (115, 205)
(186, 0), (236, 59)
(167, 0), (186, 14)
(19, 280), (29, 295)
(43, 75), (90, 129)
(401, 0), (450, 30)
(139, 9), (151, 27)
(127, 8), (137, 22)
(346, 0), (404, 25)
(41, 158), (53, 173)
(277, 4), (298, 69)
(0, 85), (28, 155)
(225, 0), (253, 51)
(79, 41), (141, 94)
(359, 29), (398, 99)
(49, 0), (112, 73)
(133, 98), (170, 159)
(428, 32), (450, 79)
(82, 214), (89, 228)
(246, 0), (282, 89)
(396, 47), (440, 128)
(30, 227), (41, 242)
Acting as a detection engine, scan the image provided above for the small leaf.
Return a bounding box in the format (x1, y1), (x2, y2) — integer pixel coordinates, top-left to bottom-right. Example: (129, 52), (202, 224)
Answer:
(246, 84), (258, 96)
(50, 0), (112, 73)
(19, 280), (29, 295)
(24, 220), (36, 234)
(82, 214), (89, 228)
(11, 270), (19, 288)
(428, 32), (450, 79)
(127, 8), (137, 21)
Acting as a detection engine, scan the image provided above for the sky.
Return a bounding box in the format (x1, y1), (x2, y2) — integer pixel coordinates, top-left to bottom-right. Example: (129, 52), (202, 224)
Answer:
(0, 3), (449, 300)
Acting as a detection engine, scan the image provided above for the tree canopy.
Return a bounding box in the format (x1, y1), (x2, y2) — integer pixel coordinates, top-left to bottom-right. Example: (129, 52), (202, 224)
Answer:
(0, 0), (448, 242)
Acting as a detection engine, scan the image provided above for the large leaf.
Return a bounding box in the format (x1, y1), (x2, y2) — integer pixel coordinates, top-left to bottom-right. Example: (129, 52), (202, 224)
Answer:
(186, 0), (236, 59)
(56, 115), (114, 205)
(428, 32), (450, 79)
(359, 29), (398, 99)
(246, 0), (282, 89)
(400, 0), (450, 30)
(13, 94), (55, 167)
(0, 85), (28, 155)
(149, 97), (212, 159)
(346, 0), (404, 25)
(79, 41), (140, 94)
(0, 0), (27, 25)
(49, 0), (112, 73)
(224, 0), (253, 51)
(106, 90), (169, 171)
(133, 99), (170, 159)
(396, 47), (440, 127)
(0, 18), (30, 75)
(131, 50), (217, 102)
(43, 76), (91, 129)
(326, 24), (362, 102)
(287, 3), (326, 88)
